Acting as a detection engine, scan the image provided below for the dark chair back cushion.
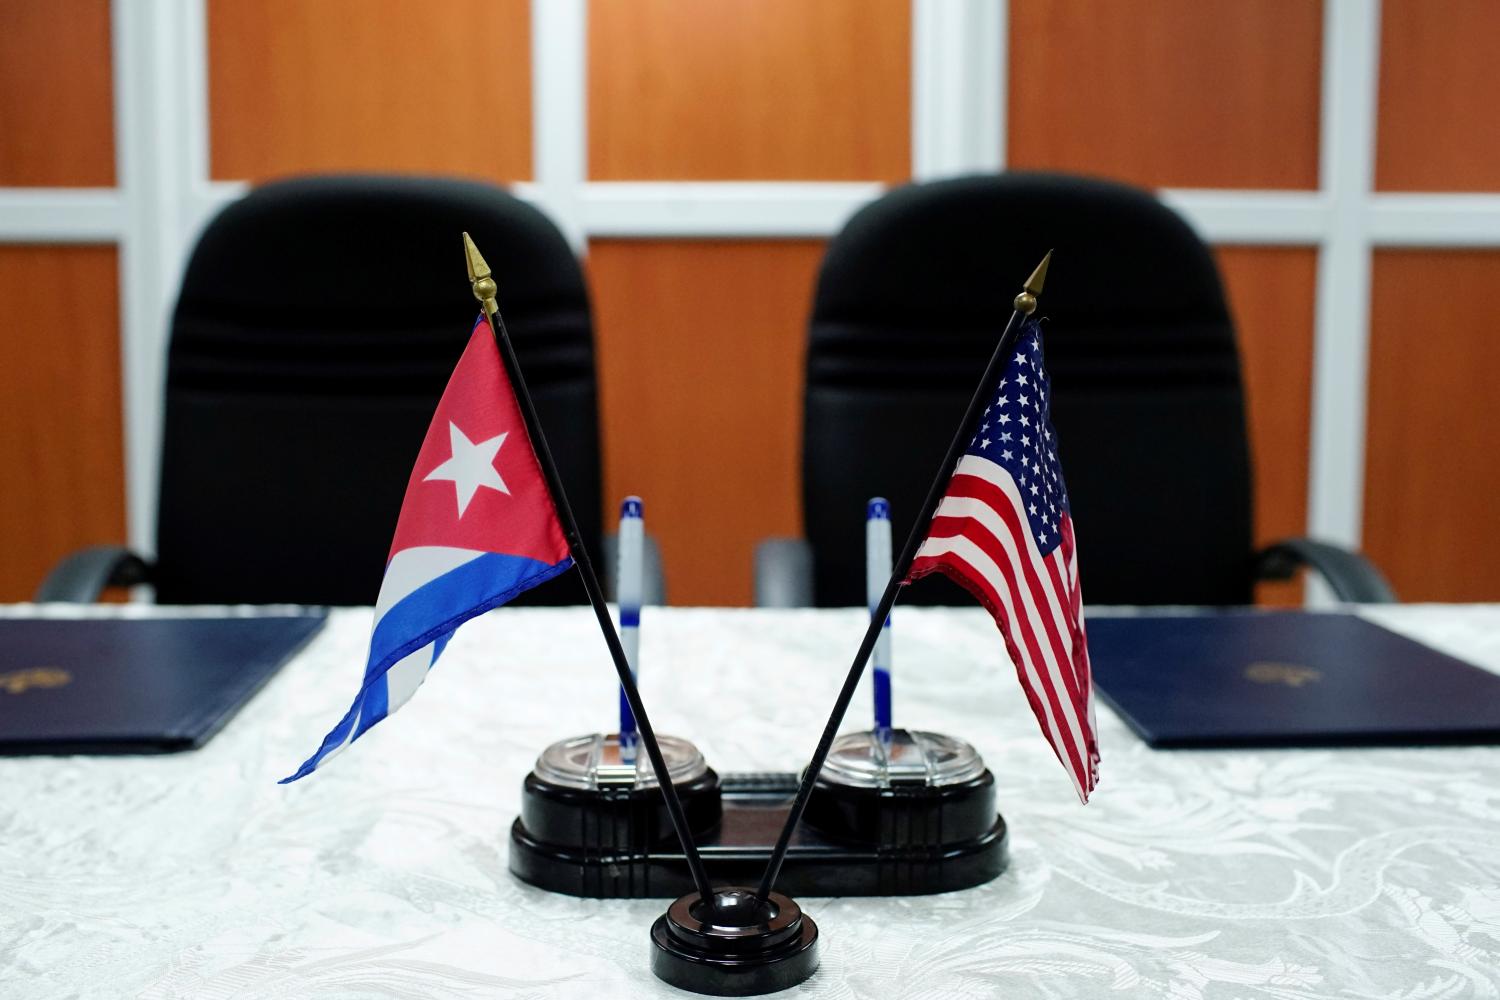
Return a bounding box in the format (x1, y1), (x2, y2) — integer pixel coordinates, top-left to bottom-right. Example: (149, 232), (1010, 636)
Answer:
(804, 173), (1253, 607)
(156, 175), (597, 605)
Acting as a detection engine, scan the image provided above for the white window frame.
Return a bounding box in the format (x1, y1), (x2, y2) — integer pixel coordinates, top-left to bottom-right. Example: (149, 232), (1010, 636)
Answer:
(3, 0), (1497, 597)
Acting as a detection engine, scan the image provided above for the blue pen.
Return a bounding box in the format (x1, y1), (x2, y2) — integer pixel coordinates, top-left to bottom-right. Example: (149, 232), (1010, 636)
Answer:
(866, 498), (894, 737)
(617, 496), (644, 763)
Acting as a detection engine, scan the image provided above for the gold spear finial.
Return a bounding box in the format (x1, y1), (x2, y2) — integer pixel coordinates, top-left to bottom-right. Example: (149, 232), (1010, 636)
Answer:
(1014, 250), (1052, 315)
(463, 232), (499, 316)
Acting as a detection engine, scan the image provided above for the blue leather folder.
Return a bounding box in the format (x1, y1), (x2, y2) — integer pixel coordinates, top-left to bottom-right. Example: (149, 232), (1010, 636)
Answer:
(1089, 611), (1500, 748)
(0, 615), (325, 754)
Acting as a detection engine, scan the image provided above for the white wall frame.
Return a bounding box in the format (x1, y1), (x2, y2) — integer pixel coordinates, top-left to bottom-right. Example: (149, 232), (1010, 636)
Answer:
(913, 0), (1005, 179)
(581, 182), (886, 238)
(1370, 194), (1500, 247)
(0, 190), (126, 242)
(111, 0), (220, 557)
(3, 0), (1499, 600)
(1161, 191), (1330, 246)
(531, 0), (588, 253)
(1308, 0), (1382, 571)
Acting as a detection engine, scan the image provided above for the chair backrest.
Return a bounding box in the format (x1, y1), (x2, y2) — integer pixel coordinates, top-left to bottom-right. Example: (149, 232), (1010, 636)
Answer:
(155, 175), (598, 605)
(803, 173), (1253, 607)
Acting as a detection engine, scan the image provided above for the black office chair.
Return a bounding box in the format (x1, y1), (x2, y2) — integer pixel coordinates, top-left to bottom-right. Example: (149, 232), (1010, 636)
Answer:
(39, 175), (660, 606)
(756, 172), (1394, 607)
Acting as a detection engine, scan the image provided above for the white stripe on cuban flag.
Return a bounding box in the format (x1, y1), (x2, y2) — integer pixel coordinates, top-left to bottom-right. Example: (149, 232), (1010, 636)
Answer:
(371, 546), (483, 709)
(281, 544), (570, 782)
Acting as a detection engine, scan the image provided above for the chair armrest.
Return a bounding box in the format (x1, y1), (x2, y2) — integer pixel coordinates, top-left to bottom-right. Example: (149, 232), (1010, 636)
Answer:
(1255, 538), (1397, 603)
(600, 532), (668, 605)
(35, 545), (154, 603)
(754, 537), (813, 608)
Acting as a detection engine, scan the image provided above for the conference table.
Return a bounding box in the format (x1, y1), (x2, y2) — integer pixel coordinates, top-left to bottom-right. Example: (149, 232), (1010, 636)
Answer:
(3, 603), (1499, 998)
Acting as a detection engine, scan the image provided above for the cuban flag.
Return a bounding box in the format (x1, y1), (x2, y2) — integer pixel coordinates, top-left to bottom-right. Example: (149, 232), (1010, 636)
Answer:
(283, 316), (572, 781)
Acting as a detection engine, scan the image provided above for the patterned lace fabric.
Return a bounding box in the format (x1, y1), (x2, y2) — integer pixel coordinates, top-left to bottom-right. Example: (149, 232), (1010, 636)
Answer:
(2, 604), (1498, 999)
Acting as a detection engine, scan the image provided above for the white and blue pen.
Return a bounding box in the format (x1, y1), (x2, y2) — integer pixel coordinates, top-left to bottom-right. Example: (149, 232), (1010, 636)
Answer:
(617, 496), (644, 762)
(867, 497), (894, 736)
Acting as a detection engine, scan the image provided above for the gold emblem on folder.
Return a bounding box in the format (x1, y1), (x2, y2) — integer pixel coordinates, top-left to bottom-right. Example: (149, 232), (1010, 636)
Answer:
(1243, 662), (1321, 688)
(0, 667), (72, 696)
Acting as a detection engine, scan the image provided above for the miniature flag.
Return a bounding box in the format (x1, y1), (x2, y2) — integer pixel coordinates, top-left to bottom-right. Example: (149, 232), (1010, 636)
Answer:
(907, 320), (1100, 801)
(283, 316), (572, 781)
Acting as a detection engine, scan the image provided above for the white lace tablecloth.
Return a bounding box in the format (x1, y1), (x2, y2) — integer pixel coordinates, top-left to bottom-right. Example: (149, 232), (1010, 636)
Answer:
(3, 604), (1499, 999)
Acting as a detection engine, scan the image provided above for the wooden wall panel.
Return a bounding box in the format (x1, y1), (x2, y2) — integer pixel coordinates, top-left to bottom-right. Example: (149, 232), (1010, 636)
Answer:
(1377, 0), (1500, 191)
(1008, 0), (1321, 190)
(207, 0), (531, 182)
(0, 0), (114, 186)
(0, 247), (126, 601)
(589, 240), (823, 605)
(588, 0), (910, 181)
(588, 243), (1315, 607)
(1365, 251), (1500, 601)
(1215, 248), (1317, 606)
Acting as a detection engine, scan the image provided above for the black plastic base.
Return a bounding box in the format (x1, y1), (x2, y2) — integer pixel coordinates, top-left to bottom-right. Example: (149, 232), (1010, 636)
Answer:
(510, 769), (1008, 898)
(650, 888), (819, 996)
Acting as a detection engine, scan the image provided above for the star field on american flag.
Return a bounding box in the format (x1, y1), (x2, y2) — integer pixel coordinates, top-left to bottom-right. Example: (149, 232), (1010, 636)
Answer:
(971, 327), (1069, 555)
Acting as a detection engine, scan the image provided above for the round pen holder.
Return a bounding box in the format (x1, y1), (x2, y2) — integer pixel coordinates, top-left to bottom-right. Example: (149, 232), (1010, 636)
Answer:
(510, 732), (722, 898)
(802, 728), (1008, 892)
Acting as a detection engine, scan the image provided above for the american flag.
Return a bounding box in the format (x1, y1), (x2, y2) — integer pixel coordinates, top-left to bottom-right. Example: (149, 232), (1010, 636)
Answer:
(907, 319), (1099, 801)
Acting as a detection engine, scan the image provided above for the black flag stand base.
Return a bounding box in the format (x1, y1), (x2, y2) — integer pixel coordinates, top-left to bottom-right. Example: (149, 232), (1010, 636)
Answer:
(651, 887), (819, 997)
(463, 234), (817, 994)
(509, 728), (1007, 900)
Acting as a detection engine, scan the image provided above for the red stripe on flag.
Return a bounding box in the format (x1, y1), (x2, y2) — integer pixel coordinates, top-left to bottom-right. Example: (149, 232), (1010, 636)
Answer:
(939, 475), (1088, 714)
(1058, 513), (1100, 781)
(1041, 548), (1088, 697)
(909, 545), (1091, 792)
(926, 506), (1085, 728)
(914, 538), (1091, 797)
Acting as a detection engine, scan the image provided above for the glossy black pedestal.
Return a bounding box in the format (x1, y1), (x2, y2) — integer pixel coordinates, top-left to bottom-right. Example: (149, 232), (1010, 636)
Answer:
(513, 730), (1005, 995)
(650, 888), (819, 996)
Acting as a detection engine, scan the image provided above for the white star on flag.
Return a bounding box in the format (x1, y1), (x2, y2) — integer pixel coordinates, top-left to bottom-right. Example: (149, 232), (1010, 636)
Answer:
(424, 422), (510, 516)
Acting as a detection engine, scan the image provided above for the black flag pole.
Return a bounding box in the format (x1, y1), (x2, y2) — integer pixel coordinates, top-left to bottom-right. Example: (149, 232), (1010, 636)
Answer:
(753, 252), (1053, 902)
(464, 233), (715, 904)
